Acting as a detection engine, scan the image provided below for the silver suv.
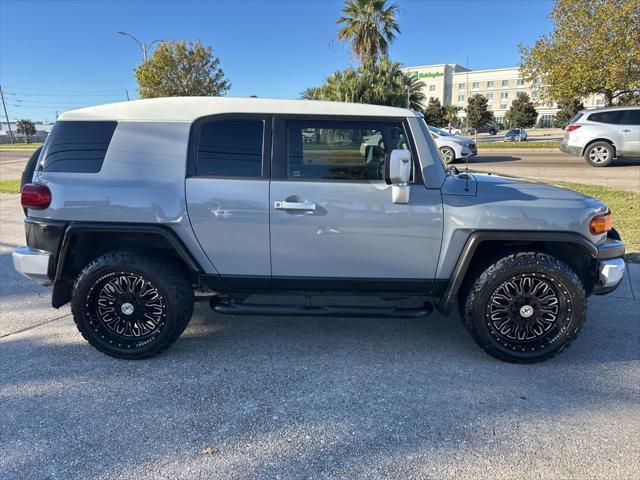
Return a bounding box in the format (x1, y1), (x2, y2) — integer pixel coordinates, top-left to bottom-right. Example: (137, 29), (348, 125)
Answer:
(560, 106), (640, 167)
(13, 97), (626, 363)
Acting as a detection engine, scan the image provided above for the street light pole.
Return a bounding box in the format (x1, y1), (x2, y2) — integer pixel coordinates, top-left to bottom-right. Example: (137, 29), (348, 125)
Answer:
(117, 31), (162, 62)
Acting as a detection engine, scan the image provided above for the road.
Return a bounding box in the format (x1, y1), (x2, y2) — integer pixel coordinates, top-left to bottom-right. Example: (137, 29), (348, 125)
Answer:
(470, 149), (640, 193)
(0, 150), (35, 181)
(1, 193), (639, 480)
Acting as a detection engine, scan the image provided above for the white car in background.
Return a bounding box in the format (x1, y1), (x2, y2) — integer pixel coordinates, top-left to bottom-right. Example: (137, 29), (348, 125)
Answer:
(428, 126), (477, 164)
(560, 106), (640, 167)
(440, 125), (462, 135)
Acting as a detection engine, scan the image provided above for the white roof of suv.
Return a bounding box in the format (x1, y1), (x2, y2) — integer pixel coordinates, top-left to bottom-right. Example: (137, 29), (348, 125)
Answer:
(59, 97), (419, 122)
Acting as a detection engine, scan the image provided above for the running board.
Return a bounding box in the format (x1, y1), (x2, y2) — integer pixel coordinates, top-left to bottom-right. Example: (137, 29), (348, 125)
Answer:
(210, 299), (433, 319)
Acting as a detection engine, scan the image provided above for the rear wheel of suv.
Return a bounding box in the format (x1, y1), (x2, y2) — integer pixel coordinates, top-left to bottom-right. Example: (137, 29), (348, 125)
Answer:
(71, 250), (194, 359)
(583, 141), (614, 167)
(461, 252), (586, 363)
(439, 146), (456, 164)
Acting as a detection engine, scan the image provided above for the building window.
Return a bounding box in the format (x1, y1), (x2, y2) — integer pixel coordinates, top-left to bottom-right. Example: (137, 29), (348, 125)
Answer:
(501, 80), (509, 87)
(495, 116), (504, 124)
(500, 104), (508, 109)
(501, 92), (509, 99)
(517, 79), (525, 86)
(458, 95), (465, 102)
(596, 99), (604, 106)
(540, 114), (554, 127)
(458, 83), (466, 90)
(533, 77), (540, 85)
(429, 84), (436, 91)
(487, 93), (494, 100)
(532, 92), (539, 99)
(472, 82), (480, 89)
(487, 81), (494, 88)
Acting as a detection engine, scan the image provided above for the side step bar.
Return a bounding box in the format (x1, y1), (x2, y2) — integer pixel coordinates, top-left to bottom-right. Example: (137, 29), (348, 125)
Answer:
(210, 299), (433, 319)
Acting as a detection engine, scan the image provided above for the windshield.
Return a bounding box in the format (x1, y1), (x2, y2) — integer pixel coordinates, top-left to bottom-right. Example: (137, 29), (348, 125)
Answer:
(428, 126), (451, 136)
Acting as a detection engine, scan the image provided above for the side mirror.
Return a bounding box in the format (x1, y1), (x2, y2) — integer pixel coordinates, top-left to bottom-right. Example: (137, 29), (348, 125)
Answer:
(388, 149), (411, 204)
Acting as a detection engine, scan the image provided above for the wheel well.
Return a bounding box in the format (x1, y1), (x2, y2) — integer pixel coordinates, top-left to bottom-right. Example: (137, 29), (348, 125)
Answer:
(52, 229), (199, 308)
(462, 240), (597, 296)
(582, 138), (616, 156)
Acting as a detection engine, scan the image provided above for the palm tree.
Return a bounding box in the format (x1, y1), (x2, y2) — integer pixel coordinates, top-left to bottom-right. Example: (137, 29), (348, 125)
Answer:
(16, 119), (36, 144)
(300, 87), (323, 100)
(443, 105), (461, 130)
(337, 0), (400, 65)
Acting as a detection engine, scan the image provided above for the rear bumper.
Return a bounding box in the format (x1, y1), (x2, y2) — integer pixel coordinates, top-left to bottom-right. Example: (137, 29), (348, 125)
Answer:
(559, 141), (582, 156)
(12, 246), (53, 286)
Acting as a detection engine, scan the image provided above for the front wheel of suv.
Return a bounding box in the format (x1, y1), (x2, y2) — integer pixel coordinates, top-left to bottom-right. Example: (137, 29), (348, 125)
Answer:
(461, 252), (587, 363)
(584, 141), (614, 167)
(71, 250), (194, 359)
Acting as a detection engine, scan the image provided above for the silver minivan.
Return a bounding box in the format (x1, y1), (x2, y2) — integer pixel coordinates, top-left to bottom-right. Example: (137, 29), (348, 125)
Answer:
(560, 106), (640, 167)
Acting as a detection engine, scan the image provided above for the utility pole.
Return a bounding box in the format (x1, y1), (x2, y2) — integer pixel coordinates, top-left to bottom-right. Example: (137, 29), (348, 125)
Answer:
(465, 56), (470, 131)
(117, 31), (162, 62)
(125, 89), (130, 101)
(0, 85), (15, 144)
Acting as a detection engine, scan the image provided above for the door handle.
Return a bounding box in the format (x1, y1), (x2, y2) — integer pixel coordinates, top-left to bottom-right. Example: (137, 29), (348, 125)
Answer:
(621, 129), (631, 133)
(274, 200), (316, 211)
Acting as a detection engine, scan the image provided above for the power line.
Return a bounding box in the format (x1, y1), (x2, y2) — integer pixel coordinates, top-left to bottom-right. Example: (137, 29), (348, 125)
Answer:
(4, 91), (130, 97)
(1, 85), (126, 94)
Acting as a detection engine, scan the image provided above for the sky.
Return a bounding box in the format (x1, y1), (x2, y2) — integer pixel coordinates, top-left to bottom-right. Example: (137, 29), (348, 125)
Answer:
(0, 0), (555, 123)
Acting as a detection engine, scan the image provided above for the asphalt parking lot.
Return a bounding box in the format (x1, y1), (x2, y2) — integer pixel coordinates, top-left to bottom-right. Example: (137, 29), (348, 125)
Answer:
(1, 192), (639, 480)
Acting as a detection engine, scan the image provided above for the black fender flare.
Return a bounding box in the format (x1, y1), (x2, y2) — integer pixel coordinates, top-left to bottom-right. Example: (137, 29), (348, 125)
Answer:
(436, 230), (599, 314)
(52, 222), (204, 308)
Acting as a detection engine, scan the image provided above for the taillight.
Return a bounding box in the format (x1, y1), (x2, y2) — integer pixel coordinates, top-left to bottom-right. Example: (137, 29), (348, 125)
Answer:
(590, 212), (613, 235)
(565, 124), (582, 132)
(21, 183), (51, 210)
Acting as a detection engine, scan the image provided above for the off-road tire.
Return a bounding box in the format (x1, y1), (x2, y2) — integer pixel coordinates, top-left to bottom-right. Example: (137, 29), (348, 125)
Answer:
(71, 250), (194, 359)
(583, 141), (614, 167)
(461, 252), (587, 363)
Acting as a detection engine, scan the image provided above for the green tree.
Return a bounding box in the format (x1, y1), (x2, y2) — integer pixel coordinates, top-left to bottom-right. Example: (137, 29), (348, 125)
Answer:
(422, 97), (445, 126)
(135, 40), (231, 98)
(300, 57), (425, 110)
(505, 93), (538, 128)
(615, 91), (640, 106)
(16, 119), (36, 144)
(520, 0), (640, 106)
(553, 98), (584, 128)
(337, 0), (400, 65)
(465, 94), (493, 138)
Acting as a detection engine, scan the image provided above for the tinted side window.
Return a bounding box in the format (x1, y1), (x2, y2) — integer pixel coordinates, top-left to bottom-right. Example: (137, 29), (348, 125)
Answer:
(622, 109), (640, 125)
(588, 111), (625, 124)
(285, 120), (408, 181)
(197, 119), (263, 177)
(41, 121), (117, 173)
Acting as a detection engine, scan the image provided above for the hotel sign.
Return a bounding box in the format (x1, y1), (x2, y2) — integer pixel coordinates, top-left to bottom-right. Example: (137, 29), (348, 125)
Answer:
(409, 71), (444, 80)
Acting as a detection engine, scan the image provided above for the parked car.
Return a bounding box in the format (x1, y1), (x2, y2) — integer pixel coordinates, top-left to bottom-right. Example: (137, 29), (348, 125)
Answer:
(560, 106), (640, 167)
(464, 124), (499, 136)
(504, 129), (528, 142)
(14, 97), (625, 363)
(428, 125), (477, 164)
(440, 125), (462, 135)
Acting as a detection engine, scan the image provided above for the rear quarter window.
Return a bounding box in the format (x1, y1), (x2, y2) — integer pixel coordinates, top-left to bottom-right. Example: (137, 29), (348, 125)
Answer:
(40, 121), (117, 173)
(569, 113), (583, 123)
(587, 111), (625, 124)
